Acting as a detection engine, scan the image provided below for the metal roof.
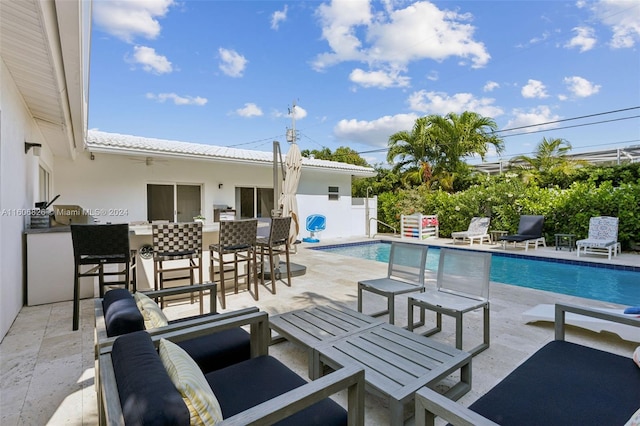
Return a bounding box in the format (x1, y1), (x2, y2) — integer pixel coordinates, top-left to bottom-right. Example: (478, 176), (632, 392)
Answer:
(86, 130), (377, 177)
(472, 145), (640, 174)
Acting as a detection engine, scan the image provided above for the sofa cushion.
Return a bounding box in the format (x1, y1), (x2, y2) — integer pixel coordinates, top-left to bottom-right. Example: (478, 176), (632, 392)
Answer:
(134, 291), (169, 329)
(177, 327), (251, 374)
(206, 355), (347, 425)
(469, 340), (640, 426)
(102, 289), (144, 337)
(159, 339), (223, 425)
(634, 346), (640, 369)
(111, 331), (189, 425)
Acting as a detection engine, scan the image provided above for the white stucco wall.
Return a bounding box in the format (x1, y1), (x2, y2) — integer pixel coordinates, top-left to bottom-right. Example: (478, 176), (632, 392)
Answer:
(53, 152), (373, 241)
(0, 60), (53, 339)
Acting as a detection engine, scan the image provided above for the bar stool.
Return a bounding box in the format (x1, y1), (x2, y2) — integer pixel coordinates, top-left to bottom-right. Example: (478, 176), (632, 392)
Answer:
(152, 222), (203, 312)
(70, 223), (135, 330)
(209, 219), (258, 309)
(256, 216), (292, 294)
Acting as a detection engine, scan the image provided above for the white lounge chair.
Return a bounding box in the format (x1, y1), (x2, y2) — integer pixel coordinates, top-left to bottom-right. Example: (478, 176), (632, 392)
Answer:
(522, 303), (639, 342)
(451, 217), (491, 245)
(576, 216), (621, 260)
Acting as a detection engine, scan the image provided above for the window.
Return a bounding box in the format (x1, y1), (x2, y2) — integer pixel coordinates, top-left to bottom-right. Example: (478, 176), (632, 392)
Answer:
(328, 186), (339, 201)
(236, 187), (274, 218)
(147, 183), (201, 222)
(38, 166), (50, 203)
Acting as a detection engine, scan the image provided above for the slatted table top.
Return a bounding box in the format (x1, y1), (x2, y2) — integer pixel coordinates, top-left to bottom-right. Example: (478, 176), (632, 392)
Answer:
(269, 305), (385, 349)
(313, 322), (472, 404)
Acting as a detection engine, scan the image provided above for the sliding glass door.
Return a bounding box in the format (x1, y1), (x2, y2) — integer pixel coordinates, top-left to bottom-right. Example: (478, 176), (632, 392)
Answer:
(147, 183), (201, 222)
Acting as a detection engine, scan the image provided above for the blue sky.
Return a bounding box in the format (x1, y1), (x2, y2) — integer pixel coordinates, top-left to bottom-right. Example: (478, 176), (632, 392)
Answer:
(89, 0), (640, 166)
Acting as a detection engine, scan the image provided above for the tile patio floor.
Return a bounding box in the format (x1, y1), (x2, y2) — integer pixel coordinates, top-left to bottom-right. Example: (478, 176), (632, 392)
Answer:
(1, 236), (638, 425)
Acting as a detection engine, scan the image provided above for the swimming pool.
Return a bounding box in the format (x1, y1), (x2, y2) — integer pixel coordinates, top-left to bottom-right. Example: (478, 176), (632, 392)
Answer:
(312, 241), (640, 305)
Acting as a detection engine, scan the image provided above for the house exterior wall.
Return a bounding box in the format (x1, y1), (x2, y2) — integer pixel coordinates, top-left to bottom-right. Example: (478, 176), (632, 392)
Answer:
(0, 60), (55, 339)
(53, 152), (375, 241)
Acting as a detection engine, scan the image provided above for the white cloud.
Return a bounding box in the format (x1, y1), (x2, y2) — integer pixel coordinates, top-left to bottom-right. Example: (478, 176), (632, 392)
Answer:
(218, 48), (248, 77)
(349, 68), (410, 88)
(93, 0), (174, 43)
(271, 5), (288, 30)
(312, 1), (490, 72)
(502, 106), (561, 134)
(565, 26), (597, 52)
(146, 93), (208, 106)
(521, 79), (549, 99)
(591, 0), (640, 48)
(484, 81), (500, 92)
(563, 76), (601, 97)
(129, 46), (172, 74)
(235, 103), (263, 117)
(334, 113), (419, 148)
(407, 90), (504, 118)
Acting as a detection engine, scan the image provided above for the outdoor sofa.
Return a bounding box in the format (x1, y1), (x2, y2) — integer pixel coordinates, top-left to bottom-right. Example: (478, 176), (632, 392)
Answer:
(415, 303), (640, 425)
(98, 311), (366, 425)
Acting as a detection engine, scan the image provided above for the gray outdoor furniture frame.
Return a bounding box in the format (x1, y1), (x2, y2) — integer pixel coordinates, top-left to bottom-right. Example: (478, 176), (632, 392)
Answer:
(357, 241), (429, 325)
(270, 305), (471, 426)
(98, 312), (366, 426)
(414, 303), (640, 426)
(407, 249), (492, 356)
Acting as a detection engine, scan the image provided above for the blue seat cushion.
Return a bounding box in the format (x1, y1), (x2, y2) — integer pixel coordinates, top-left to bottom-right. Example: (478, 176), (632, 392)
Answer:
(176, 327), (251, 373)
(102, 289), (144, 337)
(206, 355), (347, 425)
(468, 340), (640, 425)
(111, 331), (189, 425)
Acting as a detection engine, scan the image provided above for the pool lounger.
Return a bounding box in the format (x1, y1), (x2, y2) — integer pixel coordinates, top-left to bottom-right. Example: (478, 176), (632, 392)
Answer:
(523, 303), (640, 342)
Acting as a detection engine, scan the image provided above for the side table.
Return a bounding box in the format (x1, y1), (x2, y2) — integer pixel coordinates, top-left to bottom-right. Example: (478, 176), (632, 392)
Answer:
(555, 233), (576, 251)
(489, 230), (508, 244)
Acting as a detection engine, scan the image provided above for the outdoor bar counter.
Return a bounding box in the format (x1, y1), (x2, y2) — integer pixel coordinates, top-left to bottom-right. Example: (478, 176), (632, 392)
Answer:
(24, 223), (221, 306)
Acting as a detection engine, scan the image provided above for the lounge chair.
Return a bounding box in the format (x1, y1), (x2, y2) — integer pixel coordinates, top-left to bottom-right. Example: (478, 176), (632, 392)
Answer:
(576, 216), (621, 260)
(499, 214), (546, 251)
(522, 303), (639, 342)
(415, 303), (640, 426)
(451, 217), (491, 245)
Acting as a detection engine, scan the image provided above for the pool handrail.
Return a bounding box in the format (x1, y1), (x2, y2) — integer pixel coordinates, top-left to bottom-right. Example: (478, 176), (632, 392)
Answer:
(369, 217), (396, 238)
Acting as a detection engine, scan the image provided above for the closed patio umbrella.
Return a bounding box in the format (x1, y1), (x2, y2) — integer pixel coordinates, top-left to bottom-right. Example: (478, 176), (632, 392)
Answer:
(278, 141), (301, 244)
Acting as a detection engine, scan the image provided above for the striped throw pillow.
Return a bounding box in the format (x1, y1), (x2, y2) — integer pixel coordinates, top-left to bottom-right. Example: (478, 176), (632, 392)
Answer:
(134, 292), (169, 329)
(159, 338), (223, 425)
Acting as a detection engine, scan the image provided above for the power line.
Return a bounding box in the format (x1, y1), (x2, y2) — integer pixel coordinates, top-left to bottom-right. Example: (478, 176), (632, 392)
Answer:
(494, 106), (640, 134)
(500, 115), (640, 138)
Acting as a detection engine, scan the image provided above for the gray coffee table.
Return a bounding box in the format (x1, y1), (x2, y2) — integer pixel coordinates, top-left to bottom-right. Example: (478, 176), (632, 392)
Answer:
(313, 322), (471, 426)
(269, 305), (384, 377)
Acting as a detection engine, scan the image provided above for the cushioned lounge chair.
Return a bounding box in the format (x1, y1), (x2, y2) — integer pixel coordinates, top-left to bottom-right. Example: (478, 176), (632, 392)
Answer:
(451, 217), (491, 245)
(499, 215), (546, 251)
(576, 216), (621, 260)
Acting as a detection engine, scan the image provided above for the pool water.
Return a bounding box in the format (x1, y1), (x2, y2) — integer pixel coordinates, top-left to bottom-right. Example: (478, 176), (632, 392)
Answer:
(313, 241), (640, 305)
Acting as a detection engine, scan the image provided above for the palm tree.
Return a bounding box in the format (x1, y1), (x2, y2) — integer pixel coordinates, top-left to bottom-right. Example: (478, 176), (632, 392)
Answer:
(425, 111), (504, 175)
(387, 117), (437, 186)
(387, 112), (504, 190)
(510, 137), (585, 186)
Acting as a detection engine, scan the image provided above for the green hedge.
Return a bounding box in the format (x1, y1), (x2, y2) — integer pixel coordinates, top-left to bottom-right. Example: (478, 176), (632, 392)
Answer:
(377, 176), (640, 250)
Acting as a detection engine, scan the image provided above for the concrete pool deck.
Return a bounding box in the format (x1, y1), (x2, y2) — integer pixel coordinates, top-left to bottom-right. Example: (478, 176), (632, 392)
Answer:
(1, 235), (638, 425)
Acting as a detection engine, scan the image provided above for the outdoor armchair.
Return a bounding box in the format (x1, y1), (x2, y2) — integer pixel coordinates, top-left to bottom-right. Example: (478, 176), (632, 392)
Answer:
(451, 217), (491, 245)
(98, 312), (366, 425)
(414, 303), (640, 426)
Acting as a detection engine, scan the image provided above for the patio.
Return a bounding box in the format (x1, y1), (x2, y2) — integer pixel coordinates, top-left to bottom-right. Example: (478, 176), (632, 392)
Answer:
(1, 236), (638, 425)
